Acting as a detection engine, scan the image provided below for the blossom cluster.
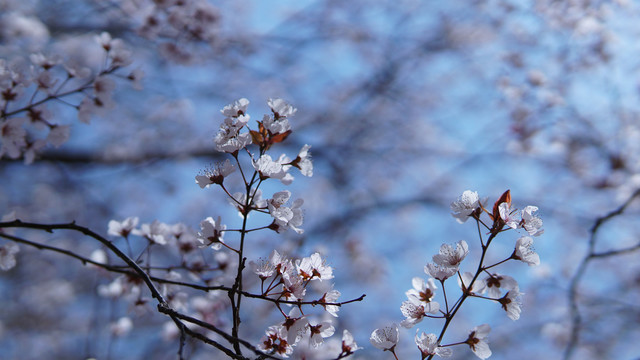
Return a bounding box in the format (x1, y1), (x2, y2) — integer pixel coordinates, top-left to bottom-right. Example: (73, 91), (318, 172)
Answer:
(0, 32), (141, 163)
(78, 99), (361, 357)
(253, 250), (351, 356)
(198, 98), (359, 358)
(371, 190), (543, 359)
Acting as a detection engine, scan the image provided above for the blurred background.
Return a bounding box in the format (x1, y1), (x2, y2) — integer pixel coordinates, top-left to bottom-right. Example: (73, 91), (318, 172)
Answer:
(2, 0), (640, 359)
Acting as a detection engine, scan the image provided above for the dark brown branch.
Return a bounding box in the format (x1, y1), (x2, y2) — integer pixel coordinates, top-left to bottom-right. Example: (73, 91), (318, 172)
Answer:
(0, 220), (245, 357)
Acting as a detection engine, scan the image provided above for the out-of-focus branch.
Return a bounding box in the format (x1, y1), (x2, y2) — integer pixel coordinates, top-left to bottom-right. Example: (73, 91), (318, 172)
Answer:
(0, 220), (365, 358)
(563, 188), (640, 360)
(0, 220), (261, 359)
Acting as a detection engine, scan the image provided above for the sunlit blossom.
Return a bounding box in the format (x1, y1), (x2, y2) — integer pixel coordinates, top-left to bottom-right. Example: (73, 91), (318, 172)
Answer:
(196, 216), (226, 250)
(415, 331), (452, 358)
(514, 236), (540, 266)
(433, 240), (468, 268)
(370, 324), (399, 351)
(465, 324), (492, 359)
(451, 190), (480, 223)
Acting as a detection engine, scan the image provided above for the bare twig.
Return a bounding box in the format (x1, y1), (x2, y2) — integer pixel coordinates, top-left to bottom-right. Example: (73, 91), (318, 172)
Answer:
(563, 188), (640, 360)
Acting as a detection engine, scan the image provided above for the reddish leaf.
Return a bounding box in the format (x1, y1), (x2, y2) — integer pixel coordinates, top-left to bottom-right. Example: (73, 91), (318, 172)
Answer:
(265, 130), (292, 150)
(250, 130), (263, 145)
(491, 189), (511, 221)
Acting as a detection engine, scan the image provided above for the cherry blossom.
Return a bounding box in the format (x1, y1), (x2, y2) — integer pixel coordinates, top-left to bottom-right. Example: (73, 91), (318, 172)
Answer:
(0, 118), (27, 159)
(484, 274), (518, 298)
(127, 68), (144, 90)
(341, 329), (361, 355)
(296, 252), (334, 281)
(96, 32), (115, 51)
(259, 325), (293, 358)
(458, 272), (486, 294)
(196, 216), (226, 250)
(267, 190), (304, 234)
(424, 262), (458, 281)
(308, 320), (334, 348)
(521, 205), (544, 236)
(262, 113), (291, 135)
(110, 317), (133, 337)
(415, 331), (452, 358)
(134, 220), (169, 245)
(0, 243), (19, 271)
(405, 277), (440, 315)
(195, 159), (235, 188)
(229, 188), (266, 215)
(498, 287), (523, 320)
(513, 236), (540, 266)
(253, 249), (291, 279)
(269, 249), (291, 275)
(318, 289), (341, 317)
(432, 240), (468, 268)
(282, 267), (306, 301)
(253, 257), (276, 280)
(253, 154), (288, 180)
(268, 98), (297, 119)
(46, 124), (70, 147)
(214, 116), (252, 153)
(450, 190), (480, 223)
(499, 202), (519, 229)
(290, 144), (313, 177)
(465, 324), (492, 359)
(370, 323), (399, 351)
(282, 308), (309, 345)
(107, 216), (139, 237)
(400, 298), (438, 328)
(221, 98), (250, 117)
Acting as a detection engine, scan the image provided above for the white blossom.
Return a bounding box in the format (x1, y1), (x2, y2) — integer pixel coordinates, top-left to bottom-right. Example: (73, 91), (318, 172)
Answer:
(466, 324), (492, 359)
(451, 190), (480, 223)
(0, 118), (27, 159)
(268, 98), (297, 118)
(254, 154), (288, 180)
(522, 206), (544, 236)
(319, 288), (341, 317)
(0, 243), (19, 271)
(134, 220), (169, 245)
(296, 252), (333, 281)
(110, 317), (133, 336)
(108, 216), (139, 237)
(47, 125), (70, 147)
(221, 98), (250, 117)
(308, 320), (334, 348)
(215, 116), (252, 153)
(341, 330), (361, 354)
(292, 144), (313, 176)
(514, 236), (540, 266)
(196, 216), (226, 250)
(195, 159), (235, 188)
(258, 325), (293, 358)
(282, 266), (306, 301)
(406, 277), (439, 314)
(370, 324), (399, 351)
(499, 202), (520, 229)
(282, 308), (309, 345)
(498, 287), (523, 320)
(268, 191), (304, 234)
(400, 298), (439, 328)
(458, 272), (485, 294)
(425, 263), (458, 281)
(484, 274), (518, 298)
(433, 240), (468, 268)
(415, 332), (452, 358)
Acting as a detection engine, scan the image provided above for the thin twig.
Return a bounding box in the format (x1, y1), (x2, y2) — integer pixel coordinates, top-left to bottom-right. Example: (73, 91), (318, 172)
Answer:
(563, 188), (640, 360)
